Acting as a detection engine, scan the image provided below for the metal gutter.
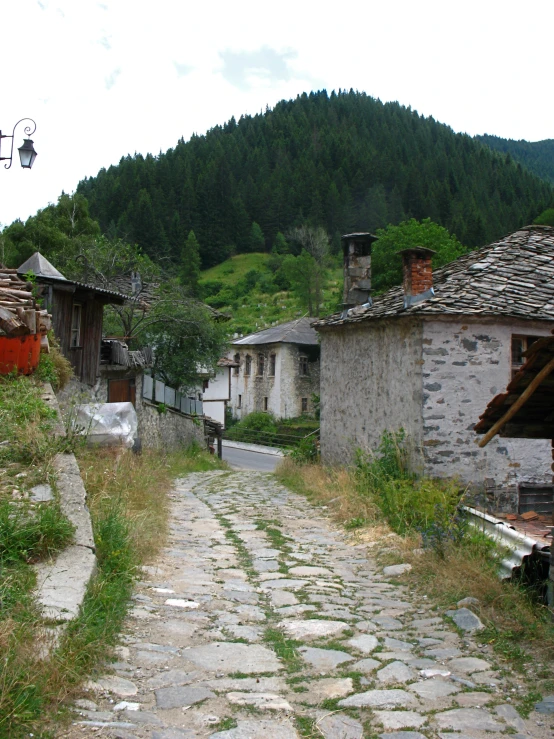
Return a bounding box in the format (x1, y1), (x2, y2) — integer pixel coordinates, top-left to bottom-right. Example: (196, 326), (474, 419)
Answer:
(462, 505), (550, 580)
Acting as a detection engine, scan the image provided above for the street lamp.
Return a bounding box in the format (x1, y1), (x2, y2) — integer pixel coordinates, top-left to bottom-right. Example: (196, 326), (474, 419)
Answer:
(0, 118), (37, 169)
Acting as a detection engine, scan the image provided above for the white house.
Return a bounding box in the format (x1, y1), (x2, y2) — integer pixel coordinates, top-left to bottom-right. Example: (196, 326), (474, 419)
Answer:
(196, 358), (238, 428)
(229, 318), (320, 420)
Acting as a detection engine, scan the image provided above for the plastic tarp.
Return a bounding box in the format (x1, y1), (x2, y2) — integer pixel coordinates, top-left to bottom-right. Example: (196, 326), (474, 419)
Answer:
(75, 402), (138, 448)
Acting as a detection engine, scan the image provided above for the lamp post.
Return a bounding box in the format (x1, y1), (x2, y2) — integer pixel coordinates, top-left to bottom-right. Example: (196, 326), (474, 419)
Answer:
(0, 118), (37, 170)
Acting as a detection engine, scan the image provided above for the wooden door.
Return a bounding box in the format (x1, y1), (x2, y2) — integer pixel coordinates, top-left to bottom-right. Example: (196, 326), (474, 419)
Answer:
(108, 378), (136, 407)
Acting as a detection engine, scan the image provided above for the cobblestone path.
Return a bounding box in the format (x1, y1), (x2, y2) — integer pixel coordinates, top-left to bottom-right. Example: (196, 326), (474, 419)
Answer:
(71, 471), (547, 739)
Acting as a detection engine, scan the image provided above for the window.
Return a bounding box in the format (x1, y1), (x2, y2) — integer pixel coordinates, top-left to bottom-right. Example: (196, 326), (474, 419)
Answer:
(299, 355), (309, 376)
(512, 335), (540, 378)
(71, 303), (82, 347)
(233, 353), (240, 375)
(245, 355), (251, 375)
(301, 397), (308, 413)
(203, 379), (209, 391)
(263, 397), (268, 411)
(269, 353), (276, 376)
(257, 353), (265, 376)
(237, 394), (242, 409)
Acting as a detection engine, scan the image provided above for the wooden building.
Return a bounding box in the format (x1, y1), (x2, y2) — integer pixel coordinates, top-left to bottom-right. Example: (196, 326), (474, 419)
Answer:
(18, 252), (132, 385)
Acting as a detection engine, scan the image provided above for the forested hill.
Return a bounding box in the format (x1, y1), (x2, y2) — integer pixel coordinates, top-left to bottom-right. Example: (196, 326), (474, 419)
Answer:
(77, 90), (553, 268)
(476, 134), (554, 186)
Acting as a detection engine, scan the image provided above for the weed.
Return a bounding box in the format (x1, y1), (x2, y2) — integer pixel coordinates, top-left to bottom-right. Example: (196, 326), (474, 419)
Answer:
(295, 715), (318, 737)
(0, 500), (74, 564)
(214, 717), (238, 730)
(517, 689), (543, 718)
(263, 627), (302, 671)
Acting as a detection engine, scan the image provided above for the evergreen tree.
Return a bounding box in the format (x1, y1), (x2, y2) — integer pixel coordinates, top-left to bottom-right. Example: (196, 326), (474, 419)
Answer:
(249, 221), (265, 252)
(179, 230), (201, 296)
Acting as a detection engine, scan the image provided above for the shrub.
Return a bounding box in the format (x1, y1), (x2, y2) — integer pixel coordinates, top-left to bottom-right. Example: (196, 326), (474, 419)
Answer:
(355, 430), (463, 535)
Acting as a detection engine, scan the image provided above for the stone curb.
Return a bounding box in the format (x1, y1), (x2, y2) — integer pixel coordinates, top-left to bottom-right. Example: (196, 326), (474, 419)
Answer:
(222, 440), (285, 457)
(33, 384), (97, 622)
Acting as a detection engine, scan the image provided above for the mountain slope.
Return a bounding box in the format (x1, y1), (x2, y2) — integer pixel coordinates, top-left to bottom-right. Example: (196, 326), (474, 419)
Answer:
(77, 90), (553, 268)
(477, 134), (554, 185)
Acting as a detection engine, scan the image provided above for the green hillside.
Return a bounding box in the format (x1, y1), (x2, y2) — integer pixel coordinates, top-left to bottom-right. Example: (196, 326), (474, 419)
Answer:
(77, 90), (553, 269)
(477, 135), (554, 185)
(200, 253), (342, 335)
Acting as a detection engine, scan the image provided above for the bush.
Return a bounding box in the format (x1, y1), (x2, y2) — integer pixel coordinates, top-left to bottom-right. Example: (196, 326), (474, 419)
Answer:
(355, 430), (463, 535)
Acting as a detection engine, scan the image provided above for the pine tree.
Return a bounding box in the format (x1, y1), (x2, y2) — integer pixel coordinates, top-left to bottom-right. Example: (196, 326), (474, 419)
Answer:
(179, 230), (201, 296)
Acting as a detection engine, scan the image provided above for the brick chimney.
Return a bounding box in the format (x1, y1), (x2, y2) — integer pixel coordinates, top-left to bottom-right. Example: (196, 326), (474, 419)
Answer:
(399, 247), (436, 308)
(342, 232), (377, 309)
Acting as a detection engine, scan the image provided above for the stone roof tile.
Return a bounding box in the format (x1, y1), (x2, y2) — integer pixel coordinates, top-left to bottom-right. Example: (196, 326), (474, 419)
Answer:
(314, 226), (554, 329)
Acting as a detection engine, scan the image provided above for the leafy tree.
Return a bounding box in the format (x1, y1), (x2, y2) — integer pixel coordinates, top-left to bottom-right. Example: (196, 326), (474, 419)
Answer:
(179, 230), (201, 296)
(372, 218), (466, 293)
(281, 225), (331, 315)
(534, 208), (554, 226)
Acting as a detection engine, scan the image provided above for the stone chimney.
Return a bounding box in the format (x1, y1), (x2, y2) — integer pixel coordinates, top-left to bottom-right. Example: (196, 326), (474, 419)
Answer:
(342, 232), (377, 309)
(399, 247), (436, 308)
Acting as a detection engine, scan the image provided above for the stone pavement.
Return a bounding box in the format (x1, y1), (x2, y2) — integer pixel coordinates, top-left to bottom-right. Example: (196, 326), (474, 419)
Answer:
(66, 471), (549, 738)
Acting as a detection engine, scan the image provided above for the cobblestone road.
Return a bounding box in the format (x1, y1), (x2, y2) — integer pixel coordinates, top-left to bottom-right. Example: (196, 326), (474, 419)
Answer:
(69, 471), (548, 738)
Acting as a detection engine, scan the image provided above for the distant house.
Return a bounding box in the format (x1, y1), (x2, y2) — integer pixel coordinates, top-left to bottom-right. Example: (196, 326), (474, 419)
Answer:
(314, 227), (554, 513)
(18, 252), (133, 385)
(229, 317), (320, 420)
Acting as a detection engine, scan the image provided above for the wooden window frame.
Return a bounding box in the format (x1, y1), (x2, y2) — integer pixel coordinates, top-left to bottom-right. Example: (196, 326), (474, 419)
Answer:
(269, 353), (276, 376)
(511, 335), (541, 378)
(299, 355), (309, 376)
(70, 302), (82, 348)
(233, 353), (240, 375)
(257, 353), (265, 376)
(244, 354), (251, 376)
(301, 397), (308, 413)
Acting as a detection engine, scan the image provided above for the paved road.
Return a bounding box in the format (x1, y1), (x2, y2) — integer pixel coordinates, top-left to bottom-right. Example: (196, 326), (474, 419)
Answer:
(222, 443), (282, 472)
(65, 470), (542, 738)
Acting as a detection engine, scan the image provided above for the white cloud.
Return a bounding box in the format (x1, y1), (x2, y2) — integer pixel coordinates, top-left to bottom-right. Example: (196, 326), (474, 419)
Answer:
(0, 0), (552, 227)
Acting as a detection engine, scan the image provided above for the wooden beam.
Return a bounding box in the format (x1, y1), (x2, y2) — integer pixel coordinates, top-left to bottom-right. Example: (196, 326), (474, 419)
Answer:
(479, 356), (554, 447)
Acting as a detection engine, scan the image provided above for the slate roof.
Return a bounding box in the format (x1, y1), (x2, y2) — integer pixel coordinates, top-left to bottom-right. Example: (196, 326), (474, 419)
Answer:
(314, 226), (554, 329)
(232, 317), (319, 346)
(475, 335), (554, 439)
(17, 252), (137, 303)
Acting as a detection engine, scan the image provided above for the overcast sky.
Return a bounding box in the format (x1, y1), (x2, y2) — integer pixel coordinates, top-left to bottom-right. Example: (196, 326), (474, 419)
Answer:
(0, 0), (552, 228)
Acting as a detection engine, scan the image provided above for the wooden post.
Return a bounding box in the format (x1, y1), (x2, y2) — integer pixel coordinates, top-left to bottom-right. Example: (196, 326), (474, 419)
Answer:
(479, 356), (554, 447)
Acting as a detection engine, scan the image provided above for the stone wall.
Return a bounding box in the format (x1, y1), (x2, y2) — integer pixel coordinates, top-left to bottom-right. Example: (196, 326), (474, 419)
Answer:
(319, 318), (424, 465)
(422, 317), (553, 510)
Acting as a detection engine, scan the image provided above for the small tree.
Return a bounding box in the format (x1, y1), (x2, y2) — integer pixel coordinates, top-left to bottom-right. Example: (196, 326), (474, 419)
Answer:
(280, 226), (330, 316)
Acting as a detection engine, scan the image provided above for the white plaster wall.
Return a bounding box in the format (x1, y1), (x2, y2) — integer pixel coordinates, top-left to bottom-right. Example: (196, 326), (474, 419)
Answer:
(422, 317), (553, 508)
(203, 400), (226, 426)
(203, 368), (230, 401)
(319, 319), (424, 465)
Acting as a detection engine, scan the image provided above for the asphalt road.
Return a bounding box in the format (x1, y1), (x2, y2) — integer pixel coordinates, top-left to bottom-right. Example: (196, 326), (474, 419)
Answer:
(221, 443), (283, 472)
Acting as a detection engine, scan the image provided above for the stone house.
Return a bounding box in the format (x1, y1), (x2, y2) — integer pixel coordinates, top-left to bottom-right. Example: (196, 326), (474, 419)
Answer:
(314, 226), (554, 512)
(229, 317), (320, 420)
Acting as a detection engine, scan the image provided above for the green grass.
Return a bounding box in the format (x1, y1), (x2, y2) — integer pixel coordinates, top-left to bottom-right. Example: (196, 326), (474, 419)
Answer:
(200, 253), (271, 285)
(263, 627), (303, 671)
(0, 500), (74, 565)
